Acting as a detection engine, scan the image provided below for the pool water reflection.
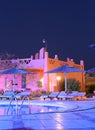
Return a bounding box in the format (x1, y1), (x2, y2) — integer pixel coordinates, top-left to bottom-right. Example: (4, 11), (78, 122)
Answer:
(0, 105), (64, 115)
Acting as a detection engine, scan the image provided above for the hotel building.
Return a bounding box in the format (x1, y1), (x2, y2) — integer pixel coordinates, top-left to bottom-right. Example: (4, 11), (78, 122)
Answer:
(0, 47), (85, 92)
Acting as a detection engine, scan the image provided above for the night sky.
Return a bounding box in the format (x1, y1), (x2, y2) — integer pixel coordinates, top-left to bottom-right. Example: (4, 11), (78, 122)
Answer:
(0, 0), (95, 69)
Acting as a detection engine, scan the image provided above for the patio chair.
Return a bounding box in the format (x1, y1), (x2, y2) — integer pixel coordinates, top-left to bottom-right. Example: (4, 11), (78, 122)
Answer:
(57, 91), (79, 100)
(57, 91), (67, 100)
(15, 91), (31, 100)
(40, 95), (49, 100)
(40, 91), (60, 100)
(0, 91), (16, 100)
(48, 91), (60, 100)
(76, 92), (86, 100)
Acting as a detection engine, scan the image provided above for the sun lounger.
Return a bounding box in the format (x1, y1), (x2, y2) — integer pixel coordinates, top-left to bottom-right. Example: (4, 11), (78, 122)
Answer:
(76, 92), (86, 100)
(40, 92), (60, 100)
(40, 95), (49, 100)
(48, 92), (60, 100)
(0, 91), (16, 100)
(15, 91), (31, 100)
(57, 91), (79, 100)
(57, 91), (67, 100)
(40, 91), (86, 101)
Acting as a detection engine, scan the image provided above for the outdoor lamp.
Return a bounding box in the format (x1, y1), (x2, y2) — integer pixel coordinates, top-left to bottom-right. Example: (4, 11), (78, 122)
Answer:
(56, 76), (61, 81)
(40, 78), (43, 87)
(56, 76), (61, 88)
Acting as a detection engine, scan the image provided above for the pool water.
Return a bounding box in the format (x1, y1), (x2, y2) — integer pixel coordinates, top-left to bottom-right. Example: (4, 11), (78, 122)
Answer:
(0, 105), (64, 115)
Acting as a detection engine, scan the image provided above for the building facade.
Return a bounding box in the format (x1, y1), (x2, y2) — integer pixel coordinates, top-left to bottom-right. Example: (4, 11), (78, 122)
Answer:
(0, 47), (85, 92)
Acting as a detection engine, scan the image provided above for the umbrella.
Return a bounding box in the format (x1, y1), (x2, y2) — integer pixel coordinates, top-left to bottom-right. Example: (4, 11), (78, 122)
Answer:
(0, 67), (34, 91)
(87, 67), (95, 74)
(89, 43), (95, 49)
(45, 64), (85, 91)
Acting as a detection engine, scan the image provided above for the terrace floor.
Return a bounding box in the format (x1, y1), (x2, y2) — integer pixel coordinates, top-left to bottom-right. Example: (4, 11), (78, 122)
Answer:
(0, 99), (95, 130)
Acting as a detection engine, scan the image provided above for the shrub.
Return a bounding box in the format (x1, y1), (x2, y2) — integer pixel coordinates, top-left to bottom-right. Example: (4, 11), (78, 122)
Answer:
(67, 78), (80, 91)
(60, 78), (80, 91)
(85, 84), (95, 96)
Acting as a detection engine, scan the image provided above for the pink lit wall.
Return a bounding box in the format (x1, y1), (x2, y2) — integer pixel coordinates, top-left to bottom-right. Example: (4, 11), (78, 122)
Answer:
(0, 47), (85, 92)
(0, 74), (22, 91)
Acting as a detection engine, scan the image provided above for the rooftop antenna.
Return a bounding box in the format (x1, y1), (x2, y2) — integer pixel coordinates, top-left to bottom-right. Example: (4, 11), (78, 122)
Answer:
(42, 39), (48, 51)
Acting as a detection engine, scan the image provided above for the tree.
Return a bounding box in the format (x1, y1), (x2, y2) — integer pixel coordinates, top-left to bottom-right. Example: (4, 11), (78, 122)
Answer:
(0, 52), (17, 60)
(0, 52), (18, 69)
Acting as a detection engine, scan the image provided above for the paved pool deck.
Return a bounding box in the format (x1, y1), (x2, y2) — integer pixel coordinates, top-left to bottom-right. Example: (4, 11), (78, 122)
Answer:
(0, 99), (95, 130)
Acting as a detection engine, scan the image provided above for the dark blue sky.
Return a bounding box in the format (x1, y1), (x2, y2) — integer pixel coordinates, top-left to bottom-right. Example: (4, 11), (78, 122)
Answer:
(0, 0), (95, 69)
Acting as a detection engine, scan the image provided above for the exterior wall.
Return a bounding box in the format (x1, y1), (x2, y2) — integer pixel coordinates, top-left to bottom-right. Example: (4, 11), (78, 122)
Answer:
(0, 47), (85, 92)
(0, 74), (22, 91)
(45, 56), (85, 92)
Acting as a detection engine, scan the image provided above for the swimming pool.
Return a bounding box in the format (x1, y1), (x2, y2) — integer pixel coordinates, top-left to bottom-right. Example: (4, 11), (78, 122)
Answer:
(0, 101), (94, 130)
(0, 104), (65, 115)
(0, 100), (79, 115)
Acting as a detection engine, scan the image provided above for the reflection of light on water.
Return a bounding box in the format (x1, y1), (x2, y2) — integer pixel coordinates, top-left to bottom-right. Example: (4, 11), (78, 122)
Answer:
(55, 113), (63, 119)
(40, 109), (44, 112)
(56, 124), (63, 130)
(0, 108), (4, 115)
(0, 105), (64, 115)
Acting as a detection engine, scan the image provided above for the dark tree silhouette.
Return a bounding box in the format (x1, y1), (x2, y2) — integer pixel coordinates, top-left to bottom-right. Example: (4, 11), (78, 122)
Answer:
(0, 52), (17, 60)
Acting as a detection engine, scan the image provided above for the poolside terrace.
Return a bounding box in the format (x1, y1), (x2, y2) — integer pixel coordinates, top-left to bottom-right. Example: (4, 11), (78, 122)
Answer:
(0, 97), (95, 129)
